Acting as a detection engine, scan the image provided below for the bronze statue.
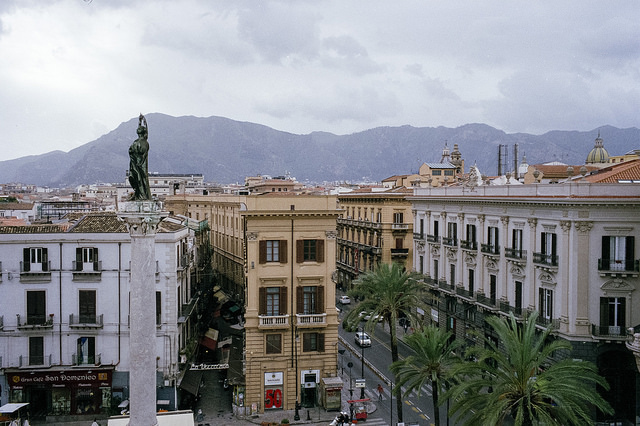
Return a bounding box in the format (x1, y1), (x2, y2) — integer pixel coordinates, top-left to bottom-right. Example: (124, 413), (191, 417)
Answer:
(128, 113), (152, 200)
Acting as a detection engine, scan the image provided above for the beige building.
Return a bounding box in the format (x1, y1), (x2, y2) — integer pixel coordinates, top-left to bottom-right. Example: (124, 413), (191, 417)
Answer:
(336, 188), (413, 290)
(410, 183), (640, 423)
(165, 194), (340, 414)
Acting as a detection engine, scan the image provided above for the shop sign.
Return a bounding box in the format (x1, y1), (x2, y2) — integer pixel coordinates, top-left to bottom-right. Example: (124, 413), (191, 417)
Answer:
(264, 372), (283, 386)
(190, 363), (229, 370)
(9, 369), (112, 388)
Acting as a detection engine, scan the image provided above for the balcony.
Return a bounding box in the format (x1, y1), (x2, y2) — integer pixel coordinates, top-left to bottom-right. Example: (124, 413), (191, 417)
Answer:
(72, 352), (102, 366)
(72, 260), (102, 282)
(178, 297), (199, 324)
(534, 315), (560, 330)
(337, 217), (382, 230)
(442, 237), (458, 247)
(455, 286), (474, 301)
(437, 280), (454, 294)
(0, 315), (3, 330)
(258, 314), (290, 329)
(598, 258), (639, 276)
(460, 240), (477, 250)
(591, 324), (627, 340)
(390, 248), (409, 257)
(16, 314), (54, 330)
(19, 353), (52, 368)
(392, 223), (409, 231)
(533, 252), (558, 267)
(296, 313), (327, 327)
(69, 313), (104, 328)
(426, 234), (440, 244)
(476, 293), (498, 309)
(413, 232), (425, 241)
(480, 244), (500, 255)
(499, 301), (524, 318)
(20, 261), (52, 283)
(505, 248), (527, 261)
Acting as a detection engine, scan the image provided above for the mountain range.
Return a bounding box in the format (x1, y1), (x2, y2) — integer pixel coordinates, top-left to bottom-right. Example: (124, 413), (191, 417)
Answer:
(1, 113), (638, 187)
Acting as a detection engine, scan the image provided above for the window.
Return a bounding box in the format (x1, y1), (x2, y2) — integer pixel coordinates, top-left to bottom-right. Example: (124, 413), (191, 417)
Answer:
(488, 226), (499, 250)
(22, 247), (49, 272)
(541, 232), (557, 264)
(433, 259), (439, 281)
(156, 291), (161, 325)
(515, 281), (523, 314)
(600, 297), (625, 333)
(433, 170), (442, 176)
(444, 170), (454, 176)
(259, 240), (288, 264)
(468, 269), (474, 294)
(539, 288), (553, 320)
(450, 264), (456, 286)
(79, 290), (96, 324)
(395, 238), (404, 249)
(489, 275), (497, 304)
(266, 334), (282, 354)
(77, 337), (95, 365)
(419, 219), (424, 237)
(601, 236), (635, 271)
(447, 222), (457, 242)
(29, 336), (44, 365)
(296, 240), (324, 263)
(297, 286), (324, 315)
(259, 287), (287, 316)
(303, 333), (325, 352)
(512, 229), (522, 251)
(466, 224), (476, 243)
(433, 220), (439, 237)
(393, 212), (404, 224)
(27, 290), (46, 325)
(419, 256), (424, 274)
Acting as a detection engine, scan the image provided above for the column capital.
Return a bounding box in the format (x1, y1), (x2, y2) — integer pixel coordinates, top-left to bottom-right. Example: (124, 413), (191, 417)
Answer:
(527, 217), (538, 227)
(560, 220), (572, 233)
(118, 201), (167, 236)
(574, 221), (594, 234)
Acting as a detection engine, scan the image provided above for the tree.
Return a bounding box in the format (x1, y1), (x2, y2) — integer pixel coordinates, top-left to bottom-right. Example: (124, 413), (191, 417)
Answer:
(344, 262), (427, 423)
(390, 325), (461, 426)
(445, 311), (614, 426)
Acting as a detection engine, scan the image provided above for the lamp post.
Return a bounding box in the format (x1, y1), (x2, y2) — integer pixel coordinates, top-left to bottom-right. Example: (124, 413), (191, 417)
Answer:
(360, 327), (365, 399)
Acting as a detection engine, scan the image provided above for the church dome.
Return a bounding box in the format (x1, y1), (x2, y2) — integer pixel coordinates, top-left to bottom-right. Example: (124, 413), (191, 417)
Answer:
(586, 132), (610, 164)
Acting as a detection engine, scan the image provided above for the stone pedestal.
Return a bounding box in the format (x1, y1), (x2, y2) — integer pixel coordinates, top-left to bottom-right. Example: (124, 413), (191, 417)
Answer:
(119, 201), (167, 426)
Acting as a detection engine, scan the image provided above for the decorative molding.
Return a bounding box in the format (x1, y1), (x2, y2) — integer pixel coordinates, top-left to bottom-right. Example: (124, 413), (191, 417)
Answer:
(485, 259), (498, 271)
(464, 253), (477, 266)
(560, 221), (571, 233)
(513, 221), (525, 229)
(538, 272), (556, 286)
(489, 219), (498, 226)
(603, 226), (633, 235)
(477, 214), (485, 224)
(542, 224), (556, 232)
(446, 248), (457, 261)
(574, 221), (594, 234)
(527, 217), (538, 227)
(500, 216), (509, 226)
(430, 246), (440, 257)
(246, 232), (259, 241)
(510, 265), (525, 278)
(325, 230), (338, 240)
(601, 278), (635, 294)
(457, 213), (465, 221)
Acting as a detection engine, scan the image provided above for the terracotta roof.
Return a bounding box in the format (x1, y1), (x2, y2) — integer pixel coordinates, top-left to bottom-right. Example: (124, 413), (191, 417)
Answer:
(0, 224), (65, 234)
(0, 217), (28, 226)
(532, 164), (599, 178)
(585, 159), (640, 183)
(68, 213), (128, 233)
(0, 203), (34, 210)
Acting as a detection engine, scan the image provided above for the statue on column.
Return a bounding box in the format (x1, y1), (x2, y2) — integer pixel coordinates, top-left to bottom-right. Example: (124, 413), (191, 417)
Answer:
(128, 113), (152, 200)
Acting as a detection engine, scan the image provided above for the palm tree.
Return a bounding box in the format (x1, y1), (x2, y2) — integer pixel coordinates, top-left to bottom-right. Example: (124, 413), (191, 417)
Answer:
(390, 325), (461, 426)
(344, 262), (427, 423)
(445, 311), (614, 426)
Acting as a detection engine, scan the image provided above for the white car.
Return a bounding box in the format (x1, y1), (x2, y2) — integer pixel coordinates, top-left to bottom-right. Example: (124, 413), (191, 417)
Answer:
(359, 311), (383, 322)
(355, 331), (371, 347)
(339, 295), (351, 305)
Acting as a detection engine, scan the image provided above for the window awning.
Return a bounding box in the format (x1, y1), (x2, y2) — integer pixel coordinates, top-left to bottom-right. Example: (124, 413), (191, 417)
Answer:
(178, 369), (203, 396)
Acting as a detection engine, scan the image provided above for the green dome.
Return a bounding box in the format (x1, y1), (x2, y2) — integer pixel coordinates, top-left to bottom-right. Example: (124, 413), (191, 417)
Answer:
(586, 132), (609, 164)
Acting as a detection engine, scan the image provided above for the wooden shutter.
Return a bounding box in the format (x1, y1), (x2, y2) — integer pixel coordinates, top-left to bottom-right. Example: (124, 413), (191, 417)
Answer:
(279, 287), (288, 315)
(76, 248), (83, 270)
(317, 286), (324, 313)
(93, 247), (99, 270)
(551, 234), (557, 258)
(541, 233), (547, 255)
(539, 288), (543, 315)
(297, 287), (304, 314)
(259, 240), (267, 264)
(23, 248), (31, 272)
(280, 240), (288, 263)
(599, 297), (609, 328)
(316, 239), (325, 263)
(259, 287), (266, 315)
(318, 333), (325, 352)
(296, 240), (303, 263)
(601, 236), (610, 261)
(626, 236), (635, 268)
(42, 248), (48, 271)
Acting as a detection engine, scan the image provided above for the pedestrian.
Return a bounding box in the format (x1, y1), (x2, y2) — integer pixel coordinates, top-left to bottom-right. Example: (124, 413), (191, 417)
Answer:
(377, 383), (383, 401)
(91, 419), (99, 426)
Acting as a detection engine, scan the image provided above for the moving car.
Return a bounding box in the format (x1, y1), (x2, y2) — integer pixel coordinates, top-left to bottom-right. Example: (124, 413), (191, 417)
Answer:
(354, 331), (371, 347)
(359, 311), (383, 322)
(339, 295), (351, 305)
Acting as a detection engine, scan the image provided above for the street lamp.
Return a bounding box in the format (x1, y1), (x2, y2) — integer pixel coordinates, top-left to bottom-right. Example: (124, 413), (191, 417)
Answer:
(360, 327), (365, 399)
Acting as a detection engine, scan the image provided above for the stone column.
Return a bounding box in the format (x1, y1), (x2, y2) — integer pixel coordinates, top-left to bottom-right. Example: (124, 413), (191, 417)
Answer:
(119, 201), (167, 426)
(573, 221), (593, 335)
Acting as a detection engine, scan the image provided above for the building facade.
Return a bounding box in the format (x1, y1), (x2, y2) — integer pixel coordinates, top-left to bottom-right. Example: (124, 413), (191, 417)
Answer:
(336, 189), (413, 290)
(411, 183), (640, 423)
(164, 194), (341, 414)
(0, 213), (198, 420)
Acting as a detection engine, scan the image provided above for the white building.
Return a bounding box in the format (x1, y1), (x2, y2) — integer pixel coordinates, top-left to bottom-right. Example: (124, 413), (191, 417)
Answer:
(411, 182), (640, 424)
(0, 212), (198, 421)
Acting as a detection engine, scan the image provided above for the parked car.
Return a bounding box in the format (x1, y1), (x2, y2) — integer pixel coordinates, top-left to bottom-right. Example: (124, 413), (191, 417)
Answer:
(354, 331), (371, 347)
(359, 311), (383, 322)
(339, 295), (351, 305)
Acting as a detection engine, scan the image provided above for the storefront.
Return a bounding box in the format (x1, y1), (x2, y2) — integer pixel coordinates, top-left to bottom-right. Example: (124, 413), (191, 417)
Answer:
(264, 372), (284, 410)
(6, 367), (113, 417)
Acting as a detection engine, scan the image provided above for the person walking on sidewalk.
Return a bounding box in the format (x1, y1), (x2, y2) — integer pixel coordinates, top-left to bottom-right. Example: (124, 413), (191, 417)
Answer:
(377, 383), (384, 401)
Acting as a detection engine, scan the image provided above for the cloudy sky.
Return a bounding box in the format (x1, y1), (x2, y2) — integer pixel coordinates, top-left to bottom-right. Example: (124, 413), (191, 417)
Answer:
(1, 1), (638, 161)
